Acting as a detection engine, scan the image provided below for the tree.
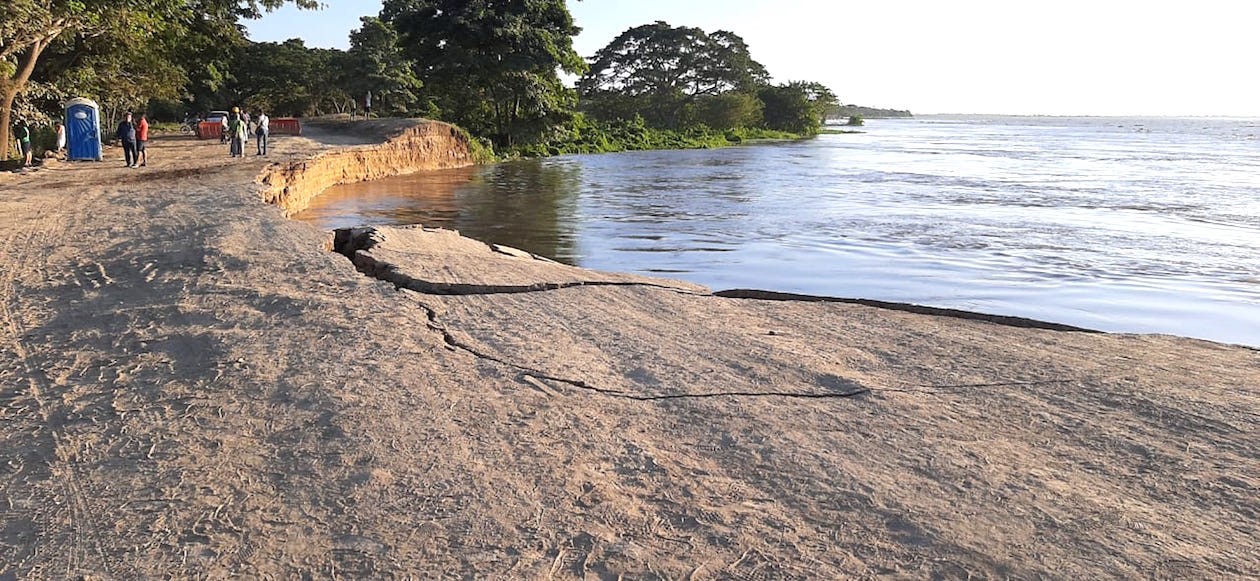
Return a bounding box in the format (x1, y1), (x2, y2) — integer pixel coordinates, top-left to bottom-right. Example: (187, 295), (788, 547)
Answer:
(693, 92), (762, 131)
(29, 10), (189, 130)
(176, 2), (255, 114)
(796, 81), (839, 127)
(577, 22), (768, 129)
(342, 17), (421, 116)
(1, 0), (317, 157)
(381, 0), (586, 147)
(759, 81), (838, 135)
(227, 39), (340, 116)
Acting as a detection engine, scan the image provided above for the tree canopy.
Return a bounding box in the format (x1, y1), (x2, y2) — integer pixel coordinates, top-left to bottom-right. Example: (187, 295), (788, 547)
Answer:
(580, 23), (767, 99)
(381, 0), (586, 147)
(759, 81), (838, 135)
(227, 40), (334, 116)
(576, 21), (837, 136)
(577, 22), (768, 128)
(342, 17), (422, 117)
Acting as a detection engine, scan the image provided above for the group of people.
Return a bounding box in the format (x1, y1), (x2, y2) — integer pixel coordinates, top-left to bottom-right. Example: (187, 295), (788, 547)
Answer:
(113, 106), (270, 167)
(11, 119), (67, 168)
(13, 106), (273, 168)
(114, 112), (150, 168)
(221, 107), (269, 158)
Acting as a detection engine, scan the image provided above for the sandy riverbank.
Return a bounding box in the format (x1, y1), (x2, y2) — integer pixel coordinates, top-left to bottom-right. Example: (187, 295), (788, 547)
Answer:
(258, 117), (475, 216)
(0, 119), (1256, 579)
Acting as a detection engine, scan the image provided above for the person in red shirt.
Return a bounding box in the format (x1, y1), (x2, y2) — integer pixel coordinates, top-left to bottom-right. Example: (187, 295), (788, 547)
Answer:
(136, 113), (150, 167)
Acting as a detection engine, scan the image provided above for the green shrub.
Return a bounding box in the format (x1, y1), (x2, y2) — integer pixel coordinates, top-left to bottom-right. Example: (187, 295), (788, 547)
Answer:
(452, 125), (497, 163)
(500, 115), (806, 158)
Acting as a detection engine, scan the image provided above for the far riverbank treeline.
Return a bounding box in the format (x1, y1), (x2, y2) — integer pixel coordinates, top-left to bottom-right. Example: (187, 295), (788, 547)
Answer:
(2, 0), (906, 159)
(830, 105), (913, 119)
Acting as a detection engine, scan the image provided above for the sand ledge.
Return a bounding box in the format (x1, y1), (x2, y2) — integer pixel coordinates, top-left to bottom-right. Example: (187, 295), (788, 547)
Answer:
(257, 118), (474, 217)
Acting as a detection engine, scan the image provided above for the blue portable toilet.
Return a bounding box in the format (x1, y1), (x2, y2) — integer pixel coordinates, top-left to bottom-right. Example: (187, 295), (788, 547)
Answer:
(64, 98), (102, 161)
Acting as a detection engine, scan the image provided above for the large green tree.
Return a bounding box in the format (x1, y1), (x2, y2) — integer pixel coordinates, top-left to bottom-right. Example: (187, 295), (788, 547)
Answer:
(206, 18), (421, 119)
(758, 81), (838, 135)
(1, 0), (316, 157)
(28, 10), (191, 130)
(177, 2), (255, 114)
(577, 22), (769, 129)
(342, 17), (421, 116)
(381, 0), (586, 147)
(227, 39), (344, 116)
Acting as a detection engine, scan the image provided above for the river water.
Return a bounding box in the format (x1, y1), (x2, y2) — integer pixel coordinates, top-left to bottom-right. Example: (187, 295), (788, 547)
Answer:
(296, 116), (1260, 346)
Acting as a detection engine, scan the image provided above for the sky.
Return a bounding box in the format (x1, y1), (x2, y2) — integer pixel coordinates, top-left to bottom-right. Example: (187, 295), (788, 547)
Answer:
(245, 0), (1260, 117)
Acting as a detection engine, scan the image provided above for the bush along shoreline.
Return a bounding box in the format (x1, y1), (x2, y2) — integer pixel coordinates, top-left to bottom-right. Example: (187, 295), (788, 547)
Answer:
(499, 115), (805, 159)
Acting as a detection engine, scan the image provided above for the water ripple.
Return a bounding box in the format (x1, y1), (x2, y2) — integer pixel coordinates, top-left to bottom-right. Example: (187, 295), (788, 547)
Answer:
(298, 116), (1260, 346)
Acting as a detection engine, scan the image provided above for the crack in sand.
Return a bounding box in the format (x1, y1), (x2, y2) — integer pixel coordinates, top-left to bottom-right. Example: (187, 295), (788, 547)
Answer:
(412, 297), (1103, 401)
(330, 229), (1110, 402)
(416, 301), (873, 401)
(331, 228), (872, 401)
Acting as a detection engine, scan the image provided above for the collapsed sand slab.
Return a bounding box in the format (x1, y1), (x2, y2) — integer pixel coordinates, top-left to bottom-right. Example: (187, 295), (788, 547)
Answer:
(334, 224), (708, 295)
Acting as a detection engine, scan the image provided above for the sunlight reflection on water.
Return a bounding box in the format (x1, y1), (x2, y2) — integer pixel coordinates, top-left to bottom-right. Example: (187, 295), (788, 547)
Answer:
(296, 116), (1260, 346)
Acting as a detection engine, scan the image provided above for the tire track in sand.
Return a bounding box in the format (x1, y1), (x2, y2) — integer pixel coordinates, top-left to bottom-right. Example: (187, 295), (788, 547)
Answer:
(0, 191), (113, 578)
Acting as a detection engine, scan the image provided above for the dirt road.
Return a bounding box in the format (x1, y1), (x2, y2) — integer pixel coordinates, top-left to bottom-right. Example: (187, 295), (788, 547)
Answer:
(1, 123), (1256, 579)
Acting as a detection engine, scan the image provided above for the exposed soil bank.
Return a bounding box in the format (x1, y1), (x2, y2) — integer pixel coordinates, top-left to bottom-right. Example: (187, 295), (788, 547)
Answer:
(258, 118), (473, 216)
(0, 121), (1257, 579)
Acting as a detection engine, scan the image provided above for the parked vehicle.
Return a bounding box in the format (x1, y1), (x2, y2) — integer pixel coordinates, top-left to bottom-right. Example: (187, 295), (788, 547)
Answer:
(179, 115), (200, 135)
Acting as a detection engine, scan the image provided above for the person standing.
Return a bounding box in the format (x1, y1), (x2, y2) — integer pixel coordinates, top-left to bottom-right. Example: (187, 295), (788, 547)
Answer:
(55, 123), (66, 156)
(227, 111), (245, 157)
(220, 114), (229, 144)
(15, 120), (33, 167)
(116, 112), (138, 168)
(136, 113), (150, 167)
(242, 111), (250, 145)
(255, 110), (269, 156)
(236, 112), (248, 156)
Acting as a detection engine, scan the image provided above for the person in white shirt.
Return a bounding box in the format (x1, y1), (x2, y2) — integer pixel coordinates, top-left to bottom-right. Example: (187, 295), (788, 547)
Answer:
(254, 111), (269, 156)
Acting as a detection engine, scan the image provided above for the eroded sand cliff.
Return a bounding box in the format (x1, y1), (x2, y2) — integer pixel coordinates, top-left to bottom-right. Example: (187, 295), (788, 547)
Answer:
(258, 118), (474, 216)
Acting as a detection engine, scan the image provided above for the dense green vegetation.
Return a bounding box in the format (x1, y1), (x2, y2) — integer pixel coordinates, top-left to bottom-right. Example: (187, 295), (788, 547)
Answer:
(829, 104), (913, 119)
(565, 21), (838, 157)
(577, 22), (769, 130)
(382, 0), (584, 150)
(4, 1), (866, 160)
(511, 114), (800, 157)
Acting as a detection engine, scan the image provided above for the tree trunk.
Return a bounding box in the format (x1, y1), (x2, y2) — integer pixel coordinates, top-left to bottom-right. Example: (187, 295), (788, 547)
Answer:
(0, 91), (14, 161)
(0, 39), (47, 160)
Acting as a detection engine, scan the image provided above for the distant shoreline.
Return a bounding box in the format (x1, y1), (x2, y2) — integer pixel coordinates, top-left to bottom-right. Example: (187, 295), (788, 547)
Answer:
(913, 112), (1260, 120)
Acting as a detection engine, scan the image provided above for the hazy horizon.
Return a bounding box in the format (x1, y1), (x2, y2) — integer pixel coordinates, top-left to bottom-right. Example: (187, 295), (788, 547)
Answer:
(246, 0), (1260, 118)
